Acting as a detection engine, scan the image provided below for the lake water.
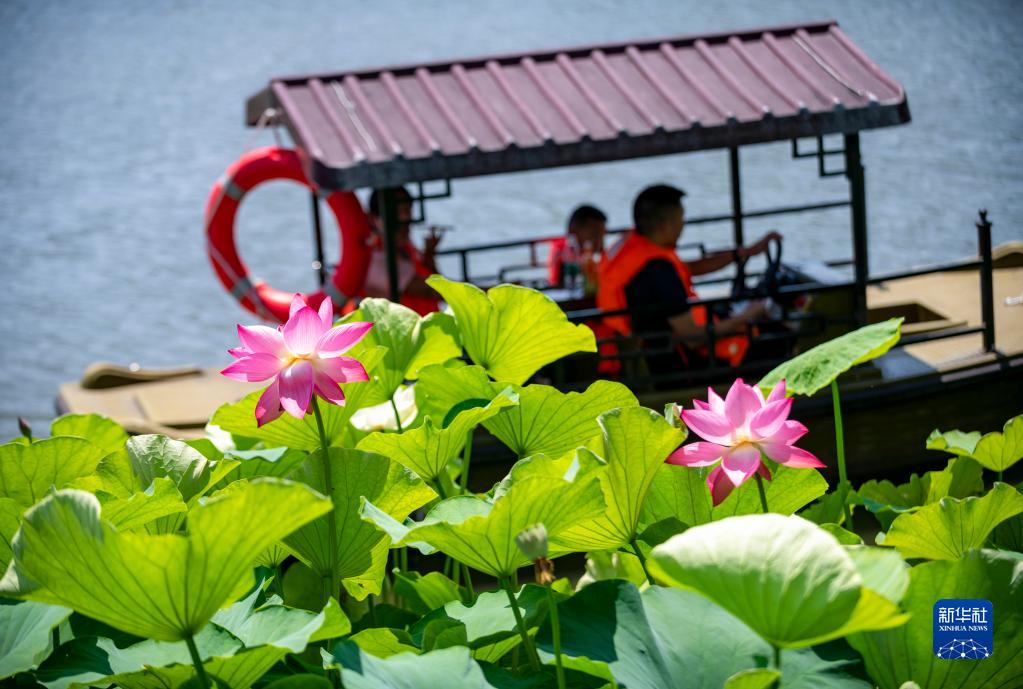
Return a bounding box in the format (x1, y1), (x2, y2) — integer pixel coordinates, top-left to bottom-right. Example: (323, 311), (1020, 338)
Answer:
(1, 0), (1021, 431)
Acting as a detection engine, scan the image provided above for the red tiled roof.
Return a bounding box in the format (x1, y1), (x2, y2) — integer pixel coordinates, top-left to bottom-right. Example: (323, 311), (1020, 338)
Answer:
(246, 20), (909, 190)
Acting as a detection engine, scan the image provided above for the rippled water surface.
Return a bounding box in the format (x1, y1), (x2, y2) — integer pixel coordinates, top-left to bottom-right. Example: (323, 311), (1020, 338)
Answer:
(1, 0), (1021, 429)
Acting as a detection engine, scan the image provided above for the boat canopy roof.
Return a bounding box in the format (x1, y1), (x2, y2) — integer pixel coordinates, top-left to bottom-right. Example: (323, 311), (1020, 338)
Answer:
(246, 20), (909, 191)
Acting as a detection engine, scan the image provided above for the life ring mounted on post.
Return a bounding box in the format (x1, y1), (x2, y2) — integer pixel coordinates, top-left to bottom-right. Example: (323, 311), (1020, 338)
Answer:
(204, 146), (372, 322)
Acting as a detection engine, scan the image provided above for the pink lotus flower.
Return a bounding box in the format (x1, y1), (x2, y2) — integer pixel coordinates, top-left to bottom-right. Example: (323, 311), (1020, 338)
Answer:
(667, 379), (825, 506)
(222, 295), (373, 426)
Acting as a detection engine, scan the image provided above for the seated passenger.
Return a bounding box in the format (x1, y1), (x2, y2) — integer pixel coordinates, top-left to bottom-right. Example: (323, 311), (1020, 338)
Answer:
(363, 187), (441, 315)
(547, 204), (607, 292)
(597, 184), (779, 373)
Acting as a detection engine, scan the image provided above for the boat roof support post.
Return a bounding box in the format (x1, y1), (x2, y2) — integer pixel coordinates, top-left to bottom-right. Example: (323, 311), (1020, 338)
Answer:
(728, 146), (745, 288)
(310, 191), (327, 286)
(379, 188), (402, 303)
(844, 133), (869, 325)
(977, 210), (996, 352)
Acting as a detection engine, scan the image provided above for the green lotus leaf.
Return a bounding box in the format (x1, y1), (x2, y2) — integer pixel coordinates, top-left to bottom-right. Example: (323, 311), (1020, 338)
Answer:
(344, 298), (462, 398)
(845, 546), (909, 604)
(347, 628), (421, 658)
(255, 542), (292, 569)
(36, 621), (240, 689)
(410, 584), (550, 651)
(50, 413), (129, 454)
(399, 475), (604, 578)
(284, 449), (436, 599)
(650, 514), (908, 648)
(0, 479), (332, 641)
(427, 276), (596, 385)
(36, 589), (345, 689)
(576, 550), (647, 590)
(820, 524), (863, 545)
(417, 364), (638, 460)
(211, 347), (389, 450)
(990, 506), (1023, 551)
(218, 447), (308, 483)
(392, 571), (464, 616)
(96, 476), (187, 531)
(0, 437), (106, 508)
(556, 407), (685, 551)
(357, 388), (517, 482)
(725, 669), (783, 689)
(857, 456), (984, 530)
(848, 549), (1023, 689)
(122, 435), (240, 533)
(0, 601), (72, 680)
(759, 318), (903, 396)
(0, 498), (21, 570)
(880, 482), (1023, 559)
(641, 463), (714, 531)
(263, 676), (332, 689)
(535, 580), (871, 689)
(331, 644), (496, 689)
(927, 414), (1023, 473)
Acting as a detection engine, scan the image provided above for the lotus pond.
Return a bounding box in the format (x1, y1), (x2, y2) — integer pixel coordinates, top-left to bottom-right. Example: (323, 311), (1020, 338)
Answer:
(1, 276), (1021, 689)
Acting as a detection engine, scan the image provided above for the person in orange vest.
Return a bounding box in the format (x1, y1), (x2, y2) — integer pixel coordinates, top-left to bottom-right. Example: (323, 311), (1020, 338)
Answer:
(597, 184), (780, 373)
(363, 187), (441, 315)
(548, 205), (607, 291)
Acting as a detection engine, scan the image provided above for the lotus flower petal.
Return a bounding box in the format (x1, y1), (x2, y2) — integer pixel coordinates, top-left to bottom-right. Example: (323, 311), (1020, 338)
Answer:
(680, 409), (734, 445)
(220, 352), (284, 382)
(759, 442), (826, 468)
(724, 379), (761, 430)
(749, 398), (794, 441)
(766, 379), (787, 404)
(255, 380), (283, 427)
(314, 371), (347, 406)
(283, 307), (327, 356)
(318, 296), (334, 329)
(237, 324), (287, 358)
(707, 466), (735, 506)
(666, 441), (727, 467)
(316, 322), (374, 357)
(706, 387), (726, 415)
(279, 361), (315, 418)
(772, 420), (809, 445)
(315, 356), (369, 385)
(720, 443), (762, 488)
(289, 293), (307, 318)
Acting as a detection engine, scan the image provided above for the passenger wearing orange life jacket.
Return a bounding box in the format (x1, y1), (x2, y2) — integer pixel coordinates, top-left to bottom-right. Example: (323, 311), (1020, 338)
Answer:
(363, 187), (441, 315)
(597, 184), (780, 374)
(548, 205), (607, 290)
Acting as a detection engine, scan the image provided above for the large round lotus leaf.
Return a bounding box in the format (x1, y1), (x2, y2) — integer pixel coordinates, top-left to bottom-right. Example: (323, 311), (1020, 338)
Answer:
(651, 514), (876, 648)
(759, 318), (902, 396)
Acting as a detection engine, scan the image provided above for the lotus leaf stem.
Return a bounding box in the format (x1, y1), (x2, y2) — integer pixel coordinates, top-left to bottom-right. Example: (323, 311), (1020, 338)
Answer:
(501, 577), (541, 672)
(755, 473), (769, 514)
(629, 537), (653, 582)
(830, 381), (854, 527)
(547, 584), (567, 689)
(460, 429), (474, 495)
(773, 645), (781, 671)
(462, 564), (475, 599)
(310, 398), (340, 612)
(390, 397), (404, 433)
(185, 633), (212, 689)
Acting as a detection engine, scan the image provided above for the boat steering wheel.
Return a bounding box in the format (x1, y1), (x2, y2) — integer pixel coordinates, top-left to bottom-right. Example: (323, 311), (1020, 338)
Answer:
(731, 234), (784, 299)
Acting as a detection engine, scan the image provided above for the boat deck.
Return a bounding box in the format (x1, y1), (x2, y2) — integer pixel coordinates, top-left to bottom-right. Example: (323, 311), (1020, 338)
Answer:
(867, 263), (1022, 371)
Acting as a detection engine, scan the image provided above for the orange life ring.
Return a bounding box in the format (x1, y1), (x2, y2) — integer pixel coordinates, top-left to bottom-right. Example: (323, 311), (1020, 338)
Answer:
(204, 146), (372, 322)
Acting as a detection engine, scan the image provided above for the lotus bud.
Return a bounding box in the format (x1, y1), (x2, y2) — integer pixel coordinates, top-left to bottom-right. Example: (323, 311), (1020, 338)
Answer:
(17, 417), (32, 441)
(516, 523), (548, 561)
